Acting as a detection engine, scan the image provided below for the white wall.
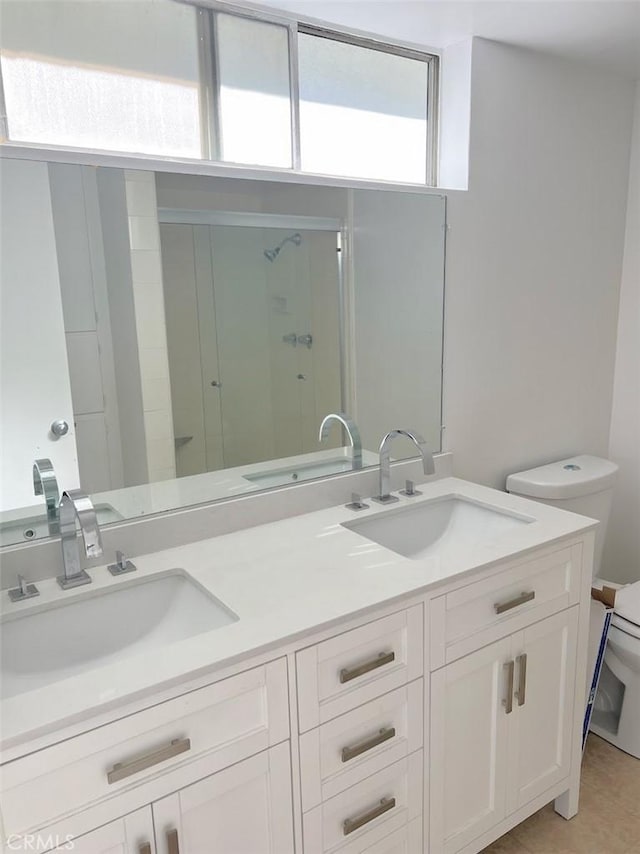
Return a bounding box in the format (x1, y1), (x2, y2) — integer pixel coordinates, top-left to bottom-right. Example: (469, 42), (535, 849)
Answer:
(604, 84), (640, 584)
(125, 170), (176, 482)
(352, 190), (445, 455)
(97, 168), (149, 488)
(439, 39), (472, 190)
(0, 159), (80, 509)
(443, 40), (635, 496)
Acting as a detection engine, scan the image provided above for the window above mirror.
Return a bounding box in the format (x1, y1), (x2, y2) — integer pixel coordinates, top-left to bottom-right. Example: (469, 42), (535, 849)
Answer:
(0, 0), (203, 158)
(0, 0), (439, 185)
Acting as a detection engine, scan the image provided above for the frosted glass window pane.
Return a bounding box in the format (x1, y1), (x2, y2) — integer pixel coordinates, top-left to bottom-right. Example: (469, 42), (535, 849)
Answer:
(216, 13), (292, 168)
(299, 34), (428, 183)
(0, 0), (201, 158)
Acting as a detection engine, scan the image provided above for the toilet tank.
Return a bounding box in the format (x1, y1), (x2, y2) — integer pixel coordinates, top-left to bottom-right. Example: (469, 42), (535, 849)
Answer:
(506, 455), (618, 578)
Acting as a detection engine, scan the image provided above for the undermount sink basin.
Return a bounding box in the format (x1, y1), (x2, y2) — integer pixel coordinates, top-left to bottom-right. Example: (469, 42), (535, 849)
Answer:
(343, 494), (534, 560)
(0, 572), (238, 699)
(244, 457), (355, 488)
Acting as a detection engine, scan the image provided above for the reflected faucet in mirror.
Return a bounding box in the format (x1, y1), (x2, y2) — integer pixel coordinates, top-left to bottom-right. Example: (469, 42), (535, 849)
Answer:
(33, 458), (60, 536)
(58, 490), (103, 590)
(374, 429), (435, 504)
(318, 413), (363, 470)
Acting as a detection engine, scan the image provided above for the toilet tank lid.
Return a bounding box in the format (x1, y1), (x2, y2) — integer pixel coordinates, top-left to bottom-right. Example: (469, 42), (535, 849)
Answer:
(506, 455), (618, 499)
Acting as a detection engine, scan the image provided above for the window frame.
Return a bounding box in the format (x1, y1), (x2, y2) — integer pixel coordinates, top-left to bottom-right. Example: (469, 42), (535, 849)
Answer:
(296, 22), (439, 185)
(195, 0), (440, 184)
(195, 1), (302, 167)
(0, 0), (440, 186)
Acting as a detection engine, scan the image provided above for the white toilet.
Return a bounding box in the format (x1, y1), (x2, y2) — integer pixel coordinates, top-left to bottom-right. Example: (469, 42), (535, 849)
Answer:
(590, 581), (640, 758)
(506, 455), (640, 759)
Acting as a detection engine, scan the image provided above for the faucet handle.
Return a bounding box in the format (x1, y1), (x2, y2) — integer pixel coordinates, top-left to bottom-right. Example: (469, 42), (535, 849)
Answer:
(8, 574), (40, 602)
(346, 492), (369, 511)
(400, 479), (422, 497)
(108, 550), (137, 576)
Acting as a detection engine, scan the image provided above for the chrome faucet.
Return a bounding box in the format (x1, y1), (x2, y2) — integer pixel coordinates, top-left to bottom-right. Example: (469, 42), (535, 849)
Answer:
(58, 490), (103, 589)
(374, 429), (435, 504)
(33, 458), (60, 536)
(318, 412), (363, 470)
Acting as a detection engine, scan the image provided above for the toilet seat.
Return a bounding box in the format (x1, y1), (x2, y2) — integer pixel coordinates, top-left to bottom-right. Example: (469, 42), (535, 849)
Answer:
(612, 613), (640, 640)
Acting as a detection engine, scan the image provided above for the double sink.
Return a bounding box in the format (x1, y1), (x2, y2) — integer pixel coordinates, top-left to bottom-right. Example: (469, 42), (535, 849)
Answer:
(1, 492), (533, 701)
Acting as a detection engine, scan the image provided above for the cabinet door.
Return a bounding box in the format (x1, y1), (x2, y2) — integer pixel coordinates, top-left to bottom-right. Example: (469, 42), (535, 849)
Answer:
(46, 808), (155, 853)
(152, 743), (294, 854)
(507, 607), (579, 813)
(429, 637), (511, 854)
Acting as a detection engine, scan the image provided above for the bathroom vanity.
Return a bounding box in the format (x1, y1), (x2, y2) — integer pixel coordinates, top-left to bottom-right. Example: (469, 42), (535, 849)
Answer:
(0, 478), (596, 854)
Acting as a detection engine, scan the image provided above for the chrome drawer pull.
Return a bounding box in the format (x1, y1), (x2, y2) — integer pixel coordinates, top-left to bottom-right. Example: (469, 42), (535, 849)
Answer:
(494, 590), (535, 615)
(341, 726), (396, 763)
(340, 651), (395, 684)
(343, 797), (396, 836)
(167, 829), (180, 854)
(515, 653), (528, 707)
(503, 660), (514, 715)
(107, 737), (191, 784)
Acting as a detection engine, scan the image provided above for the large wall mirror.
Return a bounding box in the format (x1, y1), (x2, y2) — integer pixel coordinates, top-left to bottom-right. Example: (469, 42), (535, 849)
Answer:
(0, 158), (445, 546)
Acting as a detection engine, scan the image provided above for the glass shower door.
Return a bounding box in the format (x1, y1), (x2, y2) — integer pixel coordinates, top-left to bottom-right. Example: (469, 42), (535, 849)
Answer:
(160, 220), (342, 476)
(208, 224), (343, 469)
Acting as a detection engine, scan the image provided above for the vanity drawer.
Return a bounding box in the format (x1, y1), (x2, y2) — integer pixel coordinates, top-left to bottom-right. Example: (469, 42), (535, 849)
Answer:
(296, 606), (423, 733)
(302, 751), (423, 854)
(431, 544), (582, 666)
(299, 680), (423, 811)
(356, 818), (423, 854)
(0, 658), (288, 839)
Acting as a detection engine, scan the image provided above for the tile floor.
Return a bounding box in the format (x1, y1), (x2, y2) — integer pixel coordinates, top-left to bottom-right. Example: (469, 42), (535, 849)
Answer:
(481, 734), (640, 854)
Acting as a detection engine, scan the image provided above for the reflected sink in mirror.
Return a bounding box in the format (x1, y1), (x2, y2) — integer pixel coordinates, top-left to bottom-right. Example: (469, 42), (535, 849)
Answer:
(244, 457), (355, 488)
(0, 503), (123, 547)
(343, 495), (535, 561)
(0, 572), (238, 699)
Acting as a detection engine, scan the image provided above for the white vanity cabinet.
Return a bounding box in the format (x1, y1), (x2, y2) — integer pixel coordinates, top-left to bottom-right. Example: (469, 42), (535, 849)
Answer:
(42, 748), (293, 854)
(46, 808), (155, 853)
(1, 659), (291, 854)
(429, 608), (579, 853)
(296, 606), (425, 854)
(1, 531), (592, 854)
(45, 745), (294, 854)
(152, 743), (294, 854)
(430, 635), (512, 852)
(428, 542), (587, 854)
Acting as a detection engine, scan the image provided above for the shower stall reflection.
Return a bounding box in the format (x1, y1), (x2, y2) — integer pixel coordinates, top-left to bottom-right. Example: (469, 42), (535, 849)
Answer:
(159, 222), (344, 478)
(263, 232), (302, 262)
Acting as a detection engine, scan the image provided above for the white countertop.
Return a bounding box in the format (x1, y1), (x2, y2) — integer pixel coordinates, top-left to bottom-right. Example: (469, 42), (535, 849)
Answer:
(0, 477), (597, 757)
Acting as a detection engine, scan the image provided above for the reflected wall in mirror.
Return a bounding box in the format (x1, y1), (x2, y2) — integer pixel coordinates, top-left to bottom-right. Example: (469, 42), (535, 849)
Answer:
(0, 159), (445, 545)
